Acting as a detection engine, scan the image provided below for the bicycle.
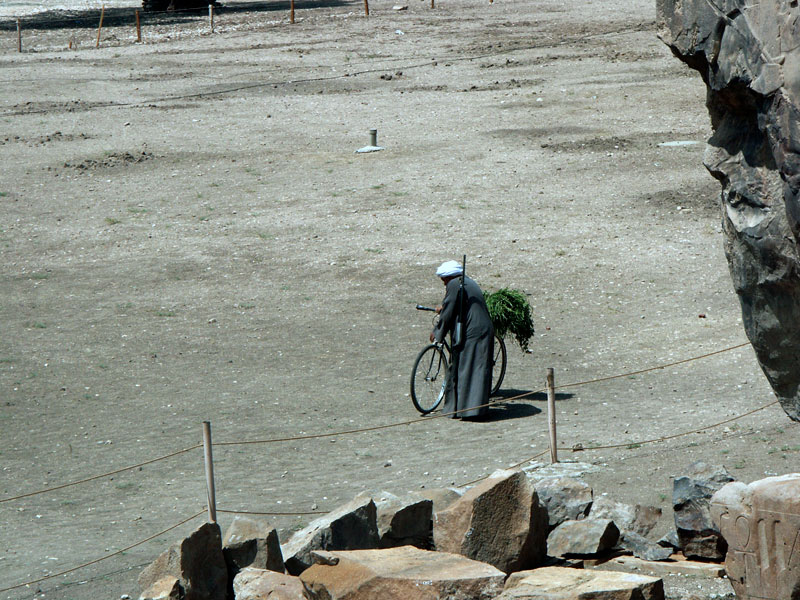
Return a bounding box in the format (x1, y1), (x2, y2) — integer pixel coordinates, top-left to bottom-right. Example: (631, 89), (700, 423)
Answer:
(410, 305), (507, 415)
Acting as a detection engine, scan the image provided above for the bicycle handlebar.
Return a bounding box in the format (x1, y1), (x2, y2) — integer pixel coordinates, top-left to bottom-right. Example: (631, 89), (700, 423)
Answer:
(416, 304), (436, 312)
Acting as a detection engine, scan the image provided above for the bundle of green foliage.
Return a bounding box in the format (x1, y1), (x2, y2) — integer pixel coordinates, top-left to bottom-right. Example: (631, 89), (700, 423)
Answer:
(483, 288), (535, 352)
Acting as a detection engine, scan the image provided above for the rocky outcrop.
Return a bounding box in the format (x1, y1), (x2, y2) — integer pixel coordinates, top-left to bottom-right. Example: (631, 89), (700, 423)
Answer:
(137, 522), (227, 600)
(673, 462), (734, 560)
(299, 547), (506, 600)
(433, 469), (549, 573)
(711, 473), (800, 600)
(499, 566), (664, 600)
(657, 0), (800, 422)
(232, 567), (306, 600)
(280, 496), (380, 575)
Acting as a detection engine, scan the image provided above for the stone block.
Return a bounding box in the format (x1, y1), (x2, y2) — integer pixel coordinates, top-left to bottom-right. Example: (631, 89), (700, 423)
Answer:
(499, 566), (664, 600)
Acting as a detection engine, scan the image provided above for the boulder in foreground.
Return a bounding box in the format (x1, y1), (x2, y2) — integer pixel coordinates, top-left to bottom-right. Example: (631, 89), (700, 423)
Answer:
(434, 469), (548, 573)
(499, 566), (664, 600)
(138, 522), (227, 600)
(299, 546), (505, 600)
(232, 567), (305, 600)
(280, 495), (379, 575)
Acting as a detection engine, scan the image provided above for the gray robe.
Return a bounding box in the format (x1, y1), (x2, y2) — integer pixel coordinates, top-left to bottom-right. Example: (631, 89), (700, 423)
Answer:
(432, 276), (494, 418)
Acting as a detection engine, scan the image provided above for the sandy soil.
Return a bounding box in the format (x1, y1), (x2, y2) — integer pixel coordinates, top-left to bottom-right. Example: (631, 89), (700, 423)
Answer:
(2, 0), (799, 598)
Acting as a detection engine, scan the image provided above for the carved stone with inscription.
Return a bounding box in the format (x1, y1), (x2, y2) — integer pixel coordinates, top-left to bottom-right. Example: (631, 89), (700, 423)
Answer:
(711, 474), (800, 600)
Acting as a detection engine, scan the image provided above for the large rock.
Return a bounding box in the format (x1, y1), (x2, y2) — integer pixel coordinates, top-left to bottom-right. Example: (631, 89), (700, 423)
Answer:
(433, 469), (549, 573)
(711, 473), (800, 600)
(672, 462), (734, 560)
(535, 477), (593, 530)
(657, 0), (800, 422)
(299, 546), (505, 600)
(138, 522), (227, 600)
(359, 491), (433, 549)
(280, 495), (379, 575)
(232, 567), (305, 600)
(546, 518), (620, 557)
(589, 496), (661, 538)
(498, 566), (664, 600)
(222, 516), (284, 575)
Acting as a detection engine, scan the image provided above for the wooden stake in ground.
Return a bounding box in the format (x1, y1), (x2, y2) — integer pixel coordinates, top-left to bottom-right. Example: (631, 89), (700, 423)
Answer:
(363, 0), (369, 16)
(135, 10), (142, 43)
(430, 0), (434, 8)
(209, 4), (214, 33)
(16, 18), (22, 53)
(547, 367), (558, 463)
(202, 421), (217, 524)
(95, 5), (105, 49)
(290, 0), (295, 23)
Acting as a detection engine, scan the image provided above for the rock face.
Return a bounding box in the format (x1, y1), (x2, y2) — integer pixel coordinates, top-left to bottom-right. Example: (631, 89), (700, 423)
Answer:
(673, 462), (734, 560)
(360, 491), (434, 549)
(137, 522), (227, 600)
(589, 497), (661, 538)
(222, 516), (284, 575)
(232, 567), (306, 600)
(535, 477), (593, 530)
(433, 469), (549, 573)
(546, 519), (620, 557)
(499, 566), (664, 600)
(281, 496), (380, 575)
(657, 0), (800, 422)
(300, 547), (506, 600)
(711, 474), (800, 600)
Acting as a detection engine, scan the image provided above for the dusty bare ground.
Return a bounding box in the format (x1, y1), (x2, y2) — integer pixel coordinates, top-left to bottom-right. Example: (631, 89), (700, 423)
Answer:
(2, 0), (799, 598)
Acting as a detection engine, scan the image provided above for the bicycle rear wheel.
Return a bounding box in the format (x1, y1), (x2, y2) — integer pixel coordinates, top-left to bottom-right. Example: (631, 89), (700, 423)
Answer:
(491, 335), (507, 395)
(410, 344), (449, 414)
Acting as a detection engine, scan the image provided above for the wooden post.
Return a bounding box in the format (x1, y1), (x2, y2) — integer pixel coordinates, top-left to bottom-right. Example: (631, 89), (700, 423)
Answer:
(202, 421), (217, 523)
(363, 0), (369, 16)
(289, 0), (295, 23)
(16, 18), (22, 53)
(547, 368), (558, 463)
(430, 0), (434, 8)
(209, 4), (214, 33)
(135, 10), (142, 43)
(95, 5), (105, 49)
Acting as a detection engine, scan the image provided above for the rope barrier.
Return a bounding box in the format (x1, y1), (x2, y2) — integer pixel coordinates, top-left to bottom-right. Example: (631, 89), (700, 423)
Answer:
(0, 509), (205, 594)
(561, 398), (781, 453)
(217, 507), (326, 516)
(0, 444), (201, 504)
(460, 448), (550, 487)
(0, 340), (754, 506)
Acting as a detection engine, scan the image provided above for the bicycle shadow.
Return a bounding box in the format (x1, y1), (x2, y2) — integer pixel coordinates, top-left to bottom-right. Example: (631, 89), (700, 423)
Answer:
(483, 402), (541, 422)
(494, 388), (575, 402)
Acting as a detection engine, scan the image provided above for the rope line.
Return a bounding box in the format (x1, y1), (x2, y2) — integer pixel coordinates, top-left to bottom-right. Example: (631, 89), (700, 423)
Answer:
(554, 342), (752, 391)
(562, 398), (781, 453)
(217, 508), (326, 516)
(0, 509), (205, 594)
(460, 449), (550, 487)
(0, 444), (201, 504)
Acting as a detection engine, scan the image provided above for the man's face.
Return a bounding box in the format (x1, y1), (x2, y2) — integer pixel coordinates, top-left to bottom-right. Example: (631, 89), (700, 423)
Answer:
(441, 276), (456, 286)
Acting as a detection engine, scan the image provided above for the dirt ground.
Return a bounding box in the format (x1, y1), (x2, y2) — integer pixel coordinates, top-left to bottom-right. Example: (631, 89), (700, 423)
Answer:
(2, 0), (799, 598)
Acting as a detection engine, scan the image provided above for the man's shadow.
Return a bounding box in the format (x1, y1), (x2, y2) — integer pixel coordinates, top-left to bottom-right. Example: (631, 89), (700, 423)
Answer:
(478, 388), (575, 422)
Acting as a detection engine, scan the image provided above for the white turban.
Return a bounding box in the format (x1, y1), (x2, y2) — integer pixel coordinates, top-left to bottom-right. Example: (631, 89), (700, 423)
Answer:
(436, 260), (463, 278)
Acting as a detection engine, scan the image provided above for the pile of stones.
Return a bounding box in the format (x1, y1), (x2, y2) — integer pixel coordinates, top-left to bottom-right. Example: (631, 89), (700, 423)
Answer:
(137, 463), (800, 600)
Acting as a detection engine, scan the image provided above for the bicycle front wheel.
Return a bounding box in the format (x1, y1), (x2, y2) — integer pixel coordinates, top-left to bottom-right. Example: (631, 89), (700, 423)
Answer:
(491, 335), (507, 396)
(410, 344), (449, 414)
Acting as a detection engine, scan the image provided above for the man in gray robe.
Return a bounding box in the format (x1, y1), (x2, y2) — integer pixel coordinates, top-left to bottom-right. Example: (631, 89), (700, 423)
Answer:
(430, 260), (494, 419)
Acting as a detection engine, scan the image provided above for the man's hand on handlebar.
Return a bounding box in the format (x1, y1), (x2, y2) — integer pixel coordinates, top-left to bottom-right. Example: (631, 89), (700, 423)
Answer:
(435, 305), (442, 314)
